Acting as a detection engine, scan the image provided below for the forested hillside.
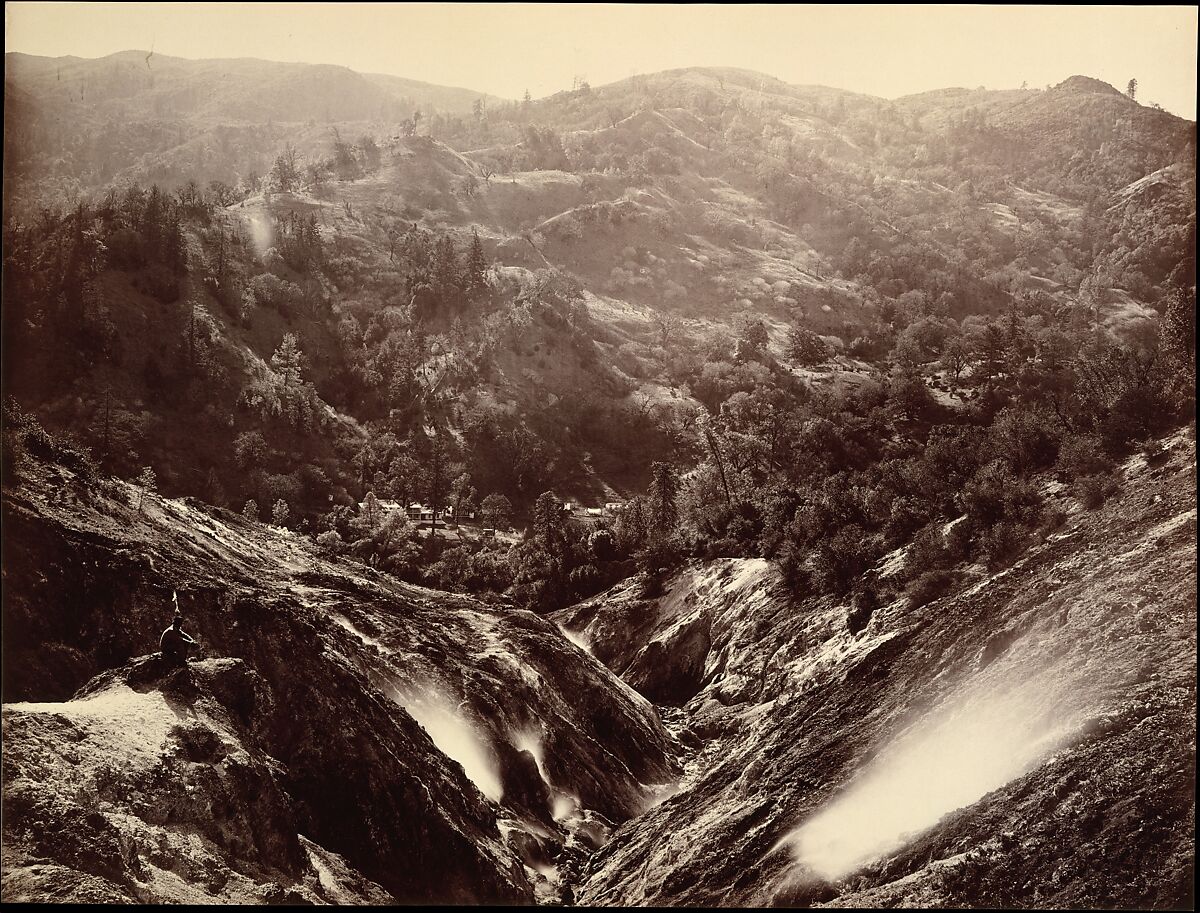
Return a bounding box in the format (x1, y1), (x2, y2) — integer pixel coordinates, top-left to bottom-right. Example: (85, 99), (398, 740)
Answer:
(3, 56), (1195, 617)
(2, 47), (1196, 909)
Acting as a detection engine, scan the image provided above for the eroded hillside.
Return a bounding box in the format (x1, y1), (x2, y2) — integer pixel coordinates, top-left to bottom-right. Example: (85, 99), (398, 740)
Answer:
(2, 52), (1195, 907)
(2, 418), (1194, 906)
(554, 430), (1196, 908)
(1, 449), (681, 903)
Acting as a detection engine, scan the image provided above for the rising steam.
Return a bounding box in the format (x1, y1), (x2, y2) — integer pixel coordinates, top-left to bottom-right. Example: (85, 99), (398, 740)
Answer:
(779, 666), (1088, 881)
(511, 723), (582, 821)
(557, 624), (592, 654)
(246, 211), (273, 256)
(396, 686), (503, 802)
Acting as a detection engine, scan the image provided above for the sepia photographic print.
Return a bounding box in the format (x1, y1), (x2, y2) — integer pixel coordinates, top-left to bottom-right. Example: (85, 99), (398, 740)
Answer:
(2, 2), (1196, 906)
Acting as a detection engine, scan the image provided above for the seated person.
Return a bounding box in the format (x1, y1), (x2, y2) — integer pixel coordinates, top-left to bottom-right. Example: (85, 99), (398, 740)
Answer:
(159, 612), (198, 666)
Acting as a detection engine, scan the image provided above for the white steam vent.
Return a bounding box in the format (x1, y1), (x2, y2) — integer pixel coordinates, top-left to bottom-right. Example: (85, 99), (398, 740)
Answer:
(779, 666), (1087, 881)
(397, 686), (503, 802)
(246, 212), (273, 256)
(510, 723), (581, 821)
(558, 624), (592, 654)
(511, 725), (549, 781)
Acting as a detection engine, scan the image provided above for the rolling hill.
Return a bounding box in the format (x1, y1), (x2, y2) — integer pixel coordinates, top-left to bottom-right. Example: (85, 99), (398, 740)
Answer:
(2, 48), (1196, 907)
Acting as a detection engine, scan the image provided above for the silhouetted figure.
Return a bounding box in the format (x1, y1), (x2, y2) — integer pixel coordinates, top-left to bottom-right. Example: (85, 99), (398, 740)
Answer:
(160, 612), (197, 666)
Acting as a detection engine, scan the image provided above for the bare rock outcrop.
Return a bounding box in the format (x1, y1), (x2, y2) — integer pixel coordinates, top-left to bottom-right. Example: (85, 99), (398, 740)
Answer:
(1, 461), (681, 904)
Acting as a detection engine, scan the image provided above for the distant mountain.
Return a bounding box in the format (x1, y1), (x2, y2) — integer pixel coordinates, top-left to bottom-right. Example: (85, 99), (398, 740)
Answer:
(5, 50), (500, 121)
(3, 51), (502, 209)
(363, 70), (507, 116)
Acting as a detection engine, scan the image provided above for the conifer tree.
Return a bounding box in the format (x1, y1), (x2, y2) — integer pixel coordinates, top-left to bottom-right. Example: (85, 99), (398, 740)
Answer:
(271, 333), (305, 388)
(647, 462), (679, 531)
(135, 466), (157, 513)
(465, 229), (489, 301)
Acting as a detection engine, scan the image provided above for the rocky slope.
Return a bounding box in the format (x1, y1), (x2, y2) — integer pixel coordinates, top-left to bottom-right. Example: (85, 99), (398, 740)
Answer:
(1, 452), (680, 903)
(2, 424), (1195, 906)
(553, 429), (1196, 907)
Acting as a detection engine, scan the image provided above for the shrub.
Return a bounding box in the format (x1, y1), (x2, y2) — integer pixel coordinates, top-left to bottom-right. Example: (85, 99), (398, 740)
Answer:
(778, 543), (815, 597)
(636, 537), (684, 580)
(812, 525), (880, 595)
(20, 421), (58, 462)
(5, 400), (102, 486)
(1142, 438), (1170, 467)
(961, 461), (1043, 529)
(907, 569), (956, 607)
(1056, 434), (1114, 480)
(1, 426), (24, 486)
(992, 407), (1062, 473)
(847, 585), (881, 633)
(978, 521), (1028, 570)
(1038, 506), (1069, 536)
(903, 523), (949, 579)
(315, 529), (344, 553)
(1075, 474), (1118, 510)
(639, 571), (666, 600)
(944, 518), (973, 563)
(1098, 385), (1170, 455)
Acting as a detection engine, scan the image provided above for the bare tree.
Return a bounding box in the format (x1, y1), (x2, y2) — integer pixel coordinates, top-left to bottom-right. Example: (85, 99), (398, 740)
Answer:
(652, 311), (682, 349)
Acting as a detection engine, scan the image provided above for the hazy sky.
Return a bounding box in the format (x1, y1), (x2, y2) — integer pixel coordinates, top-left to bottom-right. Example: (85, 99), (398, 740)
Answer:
(6, 3), (1198, 118)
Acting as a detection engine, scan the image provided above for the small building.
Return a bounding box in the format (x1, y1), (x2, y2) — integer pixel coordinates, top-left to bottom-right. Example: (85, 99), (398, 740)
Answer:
(586, 507), (603, 517)
(408, 504), (435, 523)
(361, 498), (406, 517)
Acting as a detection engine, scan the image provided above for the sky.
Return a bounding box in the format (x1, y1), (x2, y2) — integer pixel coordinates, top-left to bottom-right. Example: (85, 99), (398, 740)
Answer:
(6, 3), (1198, 119)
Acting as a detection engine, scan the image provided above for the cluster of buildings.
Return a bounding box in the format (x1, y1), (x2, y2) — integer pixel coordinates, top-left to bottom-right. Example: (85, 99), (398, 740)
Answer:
(561, 501), (624, 519)
(361, 498), (625, 530)
(366, 500), (473, 524)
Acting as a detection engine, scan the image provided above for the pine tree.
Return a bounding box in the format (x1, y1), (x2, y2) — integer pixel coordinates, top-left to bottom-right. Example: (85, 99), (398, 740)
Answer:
(362, 491), (382, 527)
(272, 143), (301, 191)
(272, 499), (290, 527)
(532, 491), (565, 555)
(424, 426), (448, 538)
(164, 210), (187, 274)
(243, 499), (260, 522)
(465, 229), (489, 301)
(647, 462), (679, 531)
(271, 333), (305, 388)
(433, 235), (462, 310)
(135, 466), (157, 513)
(1158, 285), (1197, 392)
(303, 216), (322, 269)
